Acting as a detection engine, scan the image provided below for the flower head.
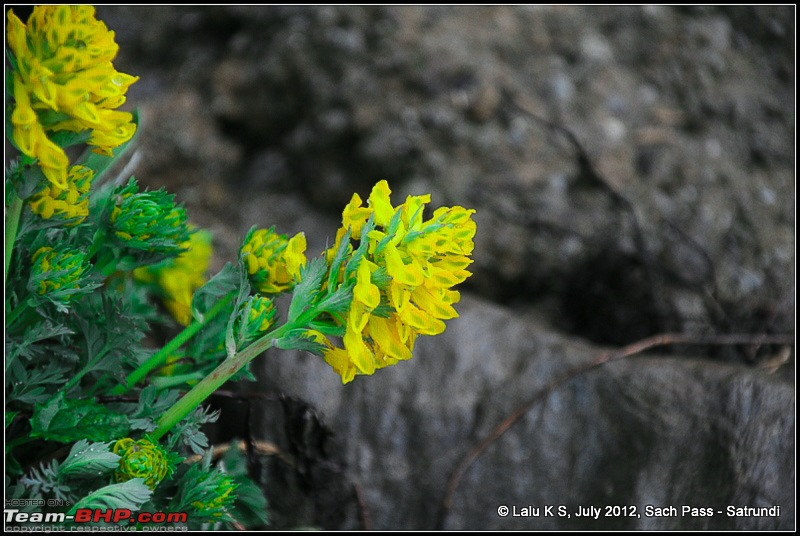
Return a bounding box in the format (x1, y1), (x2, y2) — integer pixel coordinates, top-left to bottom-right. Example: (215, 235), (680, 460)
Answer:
(134, 229), (213, 326)
(7, 6), (138, 188)
(110, 179), (190, 255)
(319, 180), (476, 383)
(240, 227), (307, 295)
(112, 437), (171, 490)
(28, 165), (94, 224)
(29, 245), (93, 305)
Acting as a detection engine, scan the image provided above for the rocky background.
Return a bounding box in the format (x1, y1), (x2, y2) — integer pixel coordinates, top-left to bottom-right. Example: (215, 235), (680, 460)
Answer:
(92, 6), (794, 530)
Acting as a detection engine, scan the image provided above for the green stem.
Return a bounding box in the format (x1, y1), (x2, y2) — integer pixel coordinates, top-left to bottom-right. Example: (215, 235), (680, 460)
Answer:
(111, 293), (234, 395)
(94, 250), (121, 278)
(62, 342), (111, 394)
(85, 229), (107, 262)
(149, 371), (204, 390)
(149, 320), (295, 442)
(6, 299), (31, 327)
(5, 194), (24, 286)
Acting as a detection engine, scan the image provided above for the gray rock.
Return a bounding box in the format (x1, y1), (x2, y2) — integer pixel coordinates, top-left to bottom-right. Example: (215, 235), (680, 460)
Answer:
(248, 294), (794, 530)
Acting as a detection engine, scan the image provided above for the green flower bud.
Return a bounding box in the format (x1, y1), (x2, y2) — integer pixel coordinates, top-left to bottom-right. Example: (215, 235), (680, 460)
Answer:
(109, 179), (190, 254)
(244, 295), (275, 334)
(240, 227), (306, 294)
(112, 437), (171, 490)
(190, 470), (237, 518)
(29, 246), (92, 303)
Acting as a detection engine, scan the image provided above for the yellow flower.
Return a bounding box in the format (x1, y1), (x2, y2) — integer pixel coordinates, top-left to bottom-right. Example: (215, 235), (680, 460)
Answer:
(240, 227), (307, 295)
(28, 165), (94, 224)
(134, 230), (213, 326)
(320, 180), (476, 383)
(7, 6), (138, 187)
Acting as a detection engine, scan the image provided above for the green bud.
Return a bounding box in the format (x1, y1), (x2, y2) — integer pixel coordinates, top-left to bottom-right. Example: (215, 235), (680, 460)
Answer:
(243, 295), (275, 335)
(189, 469), (237, 518)
(109, 179), (190, 255)
(112, 437), (171, 490)
(29, 246), (93, 305)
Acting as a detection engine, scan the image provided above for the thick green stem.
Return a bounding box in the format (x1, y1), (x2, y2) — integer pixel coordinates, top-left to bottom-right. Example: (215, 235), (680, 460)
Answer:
(5, 194), (24, 286)
(149, 321), (293, 442)
(112, 293), (235, 395)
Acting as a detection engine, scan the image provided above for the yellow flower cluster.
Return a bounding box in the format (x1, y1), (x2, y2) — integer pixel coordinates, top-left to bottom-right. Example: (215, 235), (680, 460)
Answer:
(7, 6), (138, 188)
(241, 228), (307, 295)
(134, 230), (213, 326)
(316, 180), (476, 383)
(28, 165), (94, 224)
(112, 437), (170, 490)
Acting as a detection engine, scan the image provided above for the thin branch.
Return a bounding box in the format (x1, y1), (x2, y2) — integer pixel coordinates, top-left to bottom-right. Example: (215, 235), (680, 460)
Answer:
(182, 438), (293, 467)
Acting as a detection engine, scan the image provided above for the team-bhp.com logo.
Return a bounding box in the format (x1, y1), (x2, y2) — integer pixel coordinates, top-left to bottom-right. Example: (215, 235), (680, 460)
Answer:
(74, 509), (188, 524)
(5, 508), (187, 525)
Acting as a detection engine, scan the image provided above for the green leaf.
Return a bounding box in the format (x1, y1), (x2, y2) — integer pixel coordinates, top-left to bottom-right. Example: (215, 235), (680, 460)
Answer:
(9, 320), (74, 363)
(403, 223), (444, 244)
(274, 329), (327, 356)
(6, 411), (19, 429)
(372, 210), (401, 256)
(48, 128), (91, 149)
(167, 407), (219, 455)
(307, 319), (345, 337)
(344, 216), (375, 283)
(370, 266), (392, 290)
(313, 284), (353, 315)
(58, 440), (120, 479)
(7, 48), (18, 78)
(370, 302), (394, 319)
(68, 479), (152, 515)
(7, 361), (71, 405)
(191, 262), (239, 323)
(31, 392), (130, 443)
(11, 161), (48, 199)
(128, 386), (181, 432)
(221, 443), (270, 528)
(226, 259), (254, 358)
(19, 459), (72, 503)
(287, 257), (328, 322)
(325, 227), (352, 292)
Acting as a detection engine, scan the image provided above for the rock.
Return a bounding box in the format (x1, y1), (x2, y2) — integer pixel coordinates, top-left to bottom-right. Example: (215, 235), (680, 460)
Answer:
(248, 294), (794, 530)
